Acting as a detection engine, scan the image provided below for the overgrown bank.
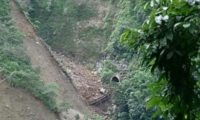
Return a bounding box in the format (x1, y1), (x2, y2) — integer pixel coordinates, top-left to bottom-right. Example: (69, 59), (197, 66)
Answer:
(1, 0), (58, 112)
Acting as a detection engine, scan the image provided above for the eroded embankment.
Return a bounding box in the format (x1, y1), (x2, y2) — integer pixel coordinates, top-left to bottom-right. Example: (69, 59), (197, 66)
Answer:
(10, 0), (90, 119)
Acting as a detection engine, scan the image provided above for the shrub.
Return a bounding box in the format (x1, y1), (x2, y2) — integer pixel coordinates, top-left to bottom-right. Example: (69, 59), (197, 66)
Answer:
(58, 101), (71, 112)
(103, 59), (119, 72)
(100, 69), (115, 84)
(75, 114), (80, 120)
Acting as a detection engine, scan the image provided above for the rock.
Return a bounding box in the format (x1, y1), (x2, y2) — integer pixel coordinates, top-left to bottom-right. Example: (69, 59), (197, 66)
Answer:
(99, 88), (106, 94)
(36, 42), (39, 44)
(66, 69), (72, 73)
(97, 80), (101, 83)
(5, 105), (9, 108)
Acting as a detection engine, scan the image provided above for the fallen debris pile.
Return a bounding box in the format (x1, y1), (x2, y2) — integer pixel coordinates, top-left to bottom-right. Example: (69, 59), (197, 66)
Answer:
(52, 51), (107, 103)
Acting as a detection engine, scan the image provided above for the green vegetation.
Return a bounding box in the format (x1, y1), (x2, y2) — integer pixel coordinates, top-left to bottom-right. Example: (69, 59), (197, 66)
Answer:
(121, 0), (200, 119)
(75, 114), (80, 120)
(113, 69), (157, 120)
(111, 57), (163, 120)
(16, 0), (111, 62)
(58, 101), (71, 112)
(105, 0), (146, 61)
(0, 0), (59, 112)
(100, 1), (159, 119)
(100, 59), (119, 84)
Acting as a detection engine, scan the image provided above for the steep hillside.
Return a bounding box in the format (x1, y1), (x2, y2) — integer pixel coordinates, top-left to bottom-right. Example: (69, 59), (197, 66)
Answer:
(10, 0), (91, 119)
(0, 0), (157, 119)
(15, 0), (119, 64)
(12, 0), (153, 119)
(0, 0), (58, 119)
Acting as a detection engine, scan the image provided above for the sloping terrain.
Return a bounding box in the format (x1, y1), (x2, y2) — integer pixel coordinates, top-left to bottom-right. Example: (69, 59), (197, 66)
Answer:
(0, 81), (58, 120)
(10, 0), (90, 119)
(52, 52), (105, 102)
(16, 0), (117, 64)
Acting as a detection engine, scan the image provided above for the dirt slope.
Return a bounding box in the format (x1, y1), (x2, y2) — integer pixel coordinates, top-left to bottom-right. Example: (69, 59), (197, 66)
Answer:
(10, 0), (90, 119)
(52, 52), (105, 102)
(0, 82), (58, 120)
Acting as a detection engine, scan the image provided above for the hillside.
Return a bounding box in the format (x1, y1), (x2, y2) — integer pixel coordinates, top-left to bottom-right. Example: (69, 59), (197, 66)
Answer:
(2, 0), (160, 120)
(0, 0), (58, 119)
(15, 0), (119, 63)
(2, 0), (198, 119)
(11, 0), (146, 119)
(10, 0), (91, 119)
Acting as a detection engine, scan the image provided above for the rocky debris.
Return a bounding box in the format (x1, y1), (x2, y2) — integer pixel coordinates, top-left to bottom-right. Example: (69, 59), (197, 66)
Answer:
(99, 88), (106, 94)
(51, 51), (106, 102)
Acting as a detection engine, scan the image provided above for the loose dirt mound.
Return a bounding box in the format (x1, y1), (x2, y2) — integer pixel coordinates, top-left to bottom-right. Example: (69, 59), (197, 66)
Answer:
(10, 0), (90, 119)
(0, 82), (58, 120)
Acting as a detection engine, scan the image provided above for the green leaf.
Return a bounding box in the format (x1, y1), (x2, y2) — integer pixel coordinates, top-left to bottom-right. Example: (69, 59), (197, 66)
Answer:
(144, 2), (150, 10)
(175, 50), (182, 56)
(146, 97), (160, 109)
(152, 110), (162, 118)
(150, 0), (154, 7)
(158, 72), (166, 82)
(160, 104), (166, 111)
(120, 30), (130, 43)
(160, 49), (165, 55)
(166, 52), (173, 60)
(149, 57), (156, 65)
(151, 63), (157, 74)
(173, 0), (181, 5)
(148, 83), (157, 89)
(150, 9), (157, 17)
(189, 26), (196, 34)
(189, 51), (196, 57)
(174, 22), (183, 28)
(183, 23), (191, 28)
(184, 15), (195, 21)
(165, 31), (173, 40)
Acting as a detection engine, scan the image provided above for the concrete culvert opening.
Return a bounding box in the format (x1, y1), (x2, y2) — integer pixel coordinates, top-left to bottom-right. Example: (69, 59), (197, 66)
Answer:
(111, 76), (120, 82)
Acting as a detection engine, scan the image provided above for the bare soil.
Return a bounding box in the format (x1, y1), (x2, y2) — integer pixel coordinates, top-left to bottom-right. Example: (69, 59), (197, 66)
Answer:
(10, 0), (91, 119)
(52, 52), (105, 102)
(0, 81), (58, 120)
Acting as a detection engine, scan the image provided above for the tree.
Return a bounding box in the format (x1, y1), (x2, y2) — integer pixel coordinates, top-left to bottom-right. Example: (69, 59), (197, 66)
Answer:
(121, 0), (200, 119)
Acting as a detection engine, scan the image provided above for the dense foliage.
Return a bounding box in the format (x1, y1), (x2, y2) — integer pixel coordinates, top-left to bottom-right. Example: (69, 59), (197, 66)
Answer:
(0, 0), (59, 112)
(121, 0), (200, 119)
(113, 68), (158, 120)
(106, 0), (147, 61)
(93, 1), (161, 119)
(97, 1), (160, 119)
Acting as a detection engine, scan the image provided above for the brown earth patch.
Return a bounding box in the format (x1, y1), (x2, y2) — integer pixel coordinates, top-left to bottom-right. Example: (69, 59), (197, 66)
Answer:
(0, 82), (58, 120)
